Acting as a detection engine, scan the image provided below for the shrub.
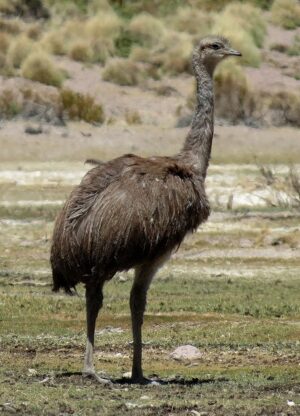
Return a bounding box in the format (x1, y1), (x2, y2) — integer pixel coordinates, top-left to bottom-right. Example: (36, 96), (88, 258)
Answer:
(0, 89), (21, 118)
(21, 52), (65, 87)
(41, 31), (68, 55)
(85, 12), (122, 41)
(214, 60), (259, 123)
(0, 17), (22, 34)
(151, 31), (193, 75)
(288, 35), (300, 56)
(0, 32), (11, 54)
(68, 41), (92, 62)
(222, 3), (266, 47)
(102, 58), (144, 86)
(7, 35), (34, 68)
(167, 7), (214, 36)
(128, 13), (165, 47)
(125, 110), (142, 124)
(213, 14), (261, 67)
(266, 91), (300, 127)
(60, 89), (105, 124)
(271, 0), (300, 29)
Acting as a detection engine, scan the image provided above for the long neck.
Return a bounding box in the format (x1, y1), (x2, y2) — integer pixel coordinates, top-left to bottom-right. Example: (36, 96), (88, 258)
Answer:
(180, 61), (214, 179)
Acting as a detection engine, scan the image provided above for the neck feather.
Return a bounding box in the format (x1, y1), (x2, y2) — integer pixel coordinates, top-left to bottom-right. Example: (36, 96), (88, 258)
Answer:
(180, 60), (215, 179)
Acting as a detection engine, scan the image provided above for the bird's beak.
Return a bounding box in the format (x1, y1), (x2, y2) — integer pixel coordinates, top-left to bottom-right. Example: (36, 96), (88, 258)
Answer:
(225, 48), (242, 56)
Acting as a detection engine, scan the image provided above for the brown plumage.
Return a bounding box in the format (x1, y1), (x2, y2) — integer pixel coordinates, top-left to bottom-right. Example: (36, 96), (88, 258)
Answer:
(50, 36), (241, 384)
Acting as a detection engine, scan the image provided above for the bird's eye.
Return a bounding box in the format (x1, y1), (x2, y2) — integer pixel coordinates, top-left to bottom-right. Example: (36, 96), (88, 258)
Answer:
(211, 43), (221, 50)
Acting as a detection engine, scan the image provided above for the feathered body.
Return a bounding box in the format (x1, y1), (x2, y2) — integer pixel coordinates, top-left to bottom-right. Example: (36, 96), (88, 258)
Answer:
(51, 154), (210, 292)
(50, 36), (241, 384)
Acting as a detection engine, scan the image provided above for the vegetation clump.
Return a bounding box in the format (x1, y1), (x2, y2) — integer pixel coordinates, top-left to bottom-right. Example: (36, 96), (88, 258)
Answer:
(213, 2), (266, 67)
(60, 89), (105, 124)
(102, 58), (145, 86)
(21, 52), (65, 87)
(271, 0), (300, 29)
(7, 35), (34, 68)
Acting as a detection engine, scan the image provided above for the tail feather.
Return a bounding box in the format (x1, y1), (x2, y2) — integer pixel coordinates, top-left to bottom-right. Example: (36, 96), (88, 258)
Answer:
(52, 269), (76, 296)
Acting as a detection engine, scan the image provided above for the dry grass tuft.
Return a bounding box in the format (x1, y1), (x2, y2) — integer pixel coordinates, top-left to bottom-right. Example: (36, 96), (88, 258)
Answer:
(60, 89), (105, 124)
(102, 58), (145, 86)
(40, 31), (68, 56)
(7, 35), (34, 68)
(271, 0), (300, 29)
(0, 89), (21, 118)
(288, 34), (300, 56)
(214, 60), (259, 122)
(0, 17), (22, 34)
(128, 13), (165, 47)
(167, 7), (214, 36)
(21, 52), (65, 87)
(266, 90), (300, 127)
(0, 32), (11, 54)
(125, 109), (142, 124)
(68, 41), (92, 62)
(222, 3), (266, 47)
(213, 2), (265, 67)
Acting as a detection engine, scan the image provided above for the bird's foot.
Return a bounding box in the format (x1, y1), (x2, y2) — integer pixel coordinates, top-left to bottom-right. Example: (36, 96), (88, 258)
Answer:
(130, 376), (160, 385)
(82, 370), (111, 385)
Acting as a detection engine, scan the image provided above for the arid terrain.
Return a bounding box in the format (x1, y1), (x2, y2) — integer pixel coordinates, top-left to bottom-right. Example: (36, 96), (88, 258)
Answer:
(0, 0), (300, 415)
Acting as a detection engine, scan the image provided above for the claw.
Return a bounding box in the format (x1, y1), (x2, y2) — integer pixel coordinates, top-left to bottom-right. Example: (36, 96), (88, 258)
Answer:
(83, 371), (112, 385)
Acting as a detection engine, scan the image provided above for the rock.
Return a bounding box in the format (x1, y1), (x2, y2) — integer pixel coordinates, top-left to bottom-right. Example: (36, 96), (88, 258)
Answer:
(25, 125), (43, 135)
(170, 345), (203, 361)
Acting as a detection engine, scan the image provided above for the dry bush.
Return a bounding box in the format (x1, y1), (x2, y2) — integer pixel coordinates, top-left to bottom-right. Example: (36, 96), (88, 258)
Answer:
(167, 7), (214, 36)
(102, 58), (145, 86)
(85, 12), (122, 41)
(0, 89), (21, 118)
(222, 3), (266, 47)
(60, 89), (105, 124)
(26, 22), (43, 40)
(128, 13), (165, 47)
(87, 0), (113, 14)
(40, 31), (68, 55)
(21, 52), (65, 87)
(0, 32), (11, 54)
(271, 0), (300, 29)
(213, 17), (261, 67)
(288, 34), (300, 56)
(212, 3), (265, 67)
(125, 110), (142, 124)
(214, 60), (259, 123)
(68, 41), (92, 62)
(266, 91), (300, 127)
(7, 35), (34, 68)
(0, 17), (22, 34)
(159, 31), (193, 74)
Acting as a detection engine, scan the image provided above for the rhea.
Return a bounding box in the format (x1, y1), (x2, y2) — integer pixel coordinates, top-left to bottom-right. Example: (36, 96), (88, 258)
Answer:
(50, 36), (241, 384)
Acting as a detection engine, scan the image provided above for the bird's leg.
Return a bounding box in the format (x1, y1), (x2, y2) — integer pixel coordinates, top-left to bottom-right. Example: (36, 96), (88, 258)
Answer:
(130, 255), (169, 384)
(83, 281), (110, 384)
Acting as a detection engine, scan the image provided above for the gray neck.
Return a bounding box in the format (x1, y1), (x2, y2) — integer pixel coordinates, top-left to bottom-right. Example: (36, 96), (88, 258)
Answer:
(180, 57), (215, 179)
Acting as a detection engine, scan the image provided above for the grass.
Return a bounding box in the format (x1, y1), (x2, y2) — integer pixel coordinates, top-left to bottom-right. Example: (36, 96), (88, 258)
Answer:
(102, 58), (145, 86)
(212, 3), (264, 68)
(0, 163), (299, 414)
(214, 60), (258, 123)
(271, 0), (300, 29)
(167, 6), (213, 36)
(21, 51), (66, 87)
(6, 35), (34, 69)
(60, 89), (105, 124)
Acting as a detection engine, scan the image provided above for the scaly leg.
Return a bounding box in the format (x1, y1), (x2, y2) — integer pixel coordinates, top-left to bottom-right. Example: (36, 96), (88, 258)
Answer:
(130, 253), (170, 384)
(83, 280), (110, 384)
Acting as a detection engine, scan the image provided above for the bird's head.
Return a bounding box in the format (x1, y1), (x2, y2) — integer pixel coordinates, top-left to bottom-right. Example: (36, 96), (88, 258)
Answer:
(193, 36), (242, 75)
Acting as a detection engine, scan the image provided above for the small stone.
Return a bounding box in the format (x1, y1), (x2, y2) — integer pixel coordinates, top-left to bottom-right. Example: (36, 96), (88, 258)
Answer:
(287, 400), (295, 407)
(170, 345), (203, 361)
(122, 371), (131, 379)
(140, 396), (150, 400)
(28, 368), (37, 376)
(25, 125), (43, 135)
